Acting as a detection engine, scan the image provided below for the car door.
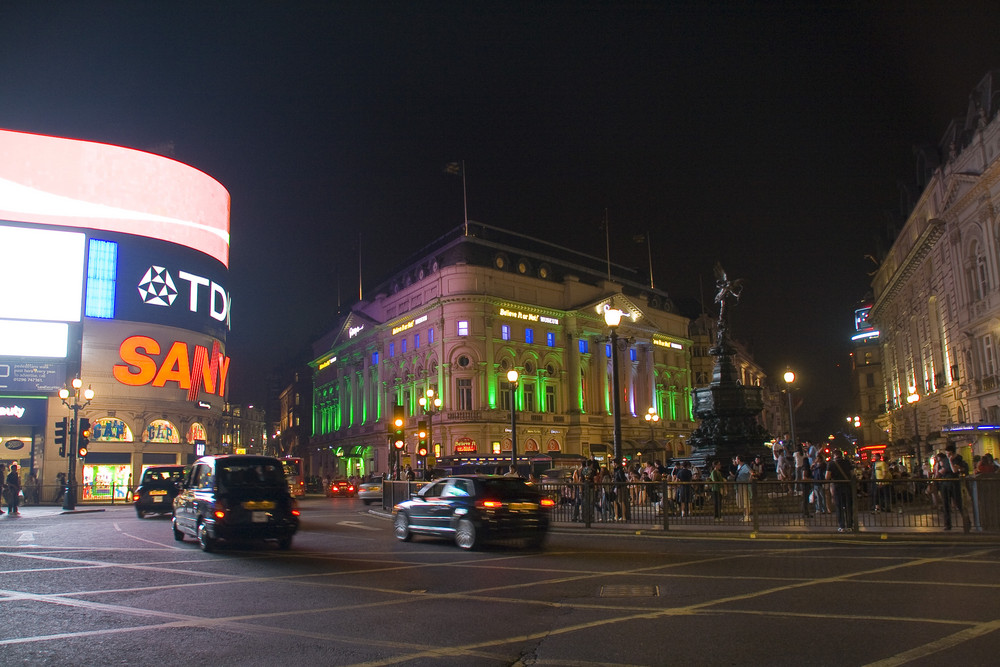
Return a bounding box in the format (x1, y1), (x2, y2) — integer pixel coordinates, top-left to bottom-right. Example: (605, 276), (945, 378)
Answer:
(408, 479), (449, 531)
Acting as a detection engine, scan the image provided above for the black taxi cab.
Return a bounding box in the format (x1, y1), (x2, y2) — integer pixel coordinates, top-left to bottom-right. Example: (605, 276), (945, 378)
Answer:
(172, 455), (299, 552)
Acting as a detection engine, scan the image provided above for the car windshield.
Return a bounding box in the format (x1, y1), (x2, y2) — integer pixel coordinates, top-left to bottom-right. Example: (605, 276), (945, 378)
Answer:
(478, 478), (539, 499)
(217, 462), (286, 490)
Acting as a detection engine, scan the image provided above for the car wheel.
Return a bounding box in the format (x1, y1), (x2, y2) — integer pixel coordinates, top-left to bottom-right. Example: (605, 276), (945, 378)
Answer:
(136, 508), (145, 519)
(172, 519), (185, 542)
(393, 513), (412, 541)
(197, 521), (215, 552)
(277, 536), (292, 550)
(455, 519), (478, 550)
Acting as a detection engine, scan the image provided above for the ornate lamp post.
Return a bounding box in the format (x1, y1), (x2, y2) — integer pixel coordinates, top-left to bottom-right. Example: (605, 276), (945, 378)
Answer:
(783, 369), (797, 453)
(906, 389), (921, 475)
(58, 377), (94, 511)
(605, 307), (625, 465)
(507, 370), (519, 472)
(418, 388), (443, 458)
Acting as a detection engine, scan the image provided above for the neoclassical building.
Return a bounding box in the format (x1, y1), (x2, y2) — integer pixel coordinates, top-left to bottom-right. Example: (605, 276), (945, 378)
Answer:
(869, 70), (1000, 467)
(308, 223), (696, 477)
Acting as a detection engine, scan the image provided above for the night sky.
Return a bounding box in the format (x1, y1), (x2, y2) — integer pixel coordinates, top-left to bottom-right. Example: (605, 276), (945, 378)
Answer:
(2, 1), (998, 435)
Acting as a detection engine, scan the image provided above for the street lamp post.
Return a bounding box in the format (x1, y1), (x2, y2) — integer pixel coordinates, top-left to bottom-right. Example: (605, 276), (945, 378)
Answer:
(507, 370), (519, 473)
(418, 388), (443, 458)
(906, 390), (921, 475)
(644, 407), (660, 460)
(58, 377), (94, 511)
(605, 307), (625, 465)
(783, 369), (797, 454)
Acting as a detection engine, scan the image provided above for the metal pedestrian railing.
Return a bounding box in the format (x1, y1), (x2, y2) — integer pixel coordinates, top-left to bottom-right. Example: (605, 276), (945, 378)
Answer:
(532, 477), (1000, 533)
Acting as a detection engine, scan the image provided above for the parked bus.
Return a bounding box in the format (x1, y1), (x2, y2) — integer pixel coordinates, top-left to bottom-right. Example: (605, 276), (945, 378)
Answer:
(280, 456), (306, 498)
(435, 453), (586, 479)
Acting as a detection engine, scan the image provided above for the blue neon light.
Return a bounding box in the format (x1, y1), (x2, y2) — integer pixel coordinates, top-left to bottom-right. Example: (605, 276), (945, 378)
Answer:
(85, 239), (118, 319)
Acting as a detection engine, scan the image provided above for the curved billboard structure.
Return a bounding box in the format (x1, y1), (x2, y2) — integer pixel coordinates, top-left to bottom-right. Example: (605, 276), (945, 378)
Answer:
(0, 129), (231, 500)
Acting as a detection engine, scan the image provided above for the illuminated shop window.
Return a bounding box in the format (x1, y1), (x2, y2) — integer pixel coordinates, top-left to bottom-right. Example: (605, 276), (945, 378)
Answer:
(91, 417), (134, 442)
(85, 239), (118, 319)
(145, 419), (180, 443)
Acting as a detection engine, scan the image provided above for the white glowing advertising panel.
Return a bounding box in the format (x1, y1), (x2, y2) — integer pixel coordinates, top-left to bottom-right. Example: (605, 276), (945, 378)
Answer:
(0, 129), (230, 267)
(0, 225), (85, 321)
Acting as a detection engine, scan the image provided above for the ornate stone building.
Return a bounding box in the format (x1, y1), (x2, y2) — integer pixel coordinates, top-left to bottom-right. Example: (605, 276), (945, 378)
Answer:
(307, 223), (696, 477)
(869, 70), (1000, 467)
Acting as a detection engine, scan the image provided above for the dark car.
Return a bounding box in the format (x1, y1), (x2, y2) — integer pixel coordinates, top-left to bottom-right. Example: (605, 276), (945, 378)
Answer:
(327, 479), (356, 497)
(133, 465), (186, 518)
(172, 455), (299, 552)
(392, 475), (553, 550)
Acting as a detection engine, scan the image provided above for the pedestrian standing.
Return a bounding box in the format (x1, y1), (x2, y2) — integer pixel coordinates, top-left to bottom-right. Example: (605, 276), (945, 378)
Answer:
(54, 471), (67, 503)
(0, 462), (7, 512)
(708, 459), (725, 521)
(826, 450), (853, 532)
(734, 455), (752, 521)
(6, 463), (21, 515)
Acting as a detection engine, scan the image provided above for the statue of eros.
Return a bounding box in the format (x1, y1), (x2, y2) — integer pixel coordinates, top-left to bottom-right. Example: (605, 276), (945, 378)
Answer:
(713, 262), (744, 346)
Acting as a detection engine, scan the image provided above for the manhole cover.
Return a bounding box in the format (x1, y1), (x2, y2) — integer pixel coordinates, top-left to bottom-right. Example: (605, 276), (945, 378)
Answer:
(600, 585), (659, 597)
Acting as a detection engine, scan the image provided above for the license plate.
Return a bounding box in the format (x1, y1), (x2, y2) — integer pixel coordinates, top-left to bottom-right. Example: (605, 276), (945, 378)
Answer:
(243, 500), (275, 510)
(252, 511), (269, 523)
(509, 503), (538, 511)
(150, 490), (167, 496)
(152, 496), (165, 503)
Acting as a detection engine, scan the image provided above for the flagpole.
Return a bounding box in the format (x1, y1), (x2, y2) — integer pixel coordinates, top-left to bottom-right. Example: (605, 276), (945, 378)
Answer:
(604, 209), (611, 281)
(646, 230), (654, 289)
(462, 160), (468, 236)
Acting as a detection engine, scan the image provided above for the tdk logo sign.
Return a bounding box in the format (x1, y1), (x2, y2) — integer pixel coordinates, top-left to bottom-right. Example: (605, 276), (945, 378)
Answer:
(138, 266), (230, 327)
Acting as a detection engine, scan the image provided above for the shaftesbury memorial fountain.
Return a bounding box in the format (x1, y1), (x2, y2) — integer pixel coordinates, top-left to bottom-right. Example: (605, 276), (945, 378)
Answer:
(687, 263), (771, 461)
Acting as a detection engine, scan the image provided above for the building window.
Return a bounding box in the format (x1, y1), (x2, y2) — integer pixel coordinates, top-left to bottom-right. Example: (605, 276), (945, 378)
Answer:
(547, 332), (555, 347)
(501, 324), (511, 341)
(389, 342), (395, 358)
(866, 372), (874, 388)
(371, 352), (379, 365)
(429, 328), (434, 344)
(579, 339), (589, 354)
(401, 338), (407, 354)
(629, 348), (637, 362)
(525, 328), (534, 344)
(457, 378), (473, 410)
(414, 333), (420, 349)
(606, 343), (612, 358)
(500, 380), (514, 411)
(545, 385), (555, 412)
(523, 383), (535, 412)
(458, 321), (469, 336)
(982, 335), (996, 377)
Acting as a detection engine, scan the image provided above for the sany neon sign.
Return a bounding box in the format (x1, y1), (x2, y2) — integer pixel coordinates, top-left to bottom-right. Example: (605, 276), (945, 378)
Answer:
(113, 335), (230, 401)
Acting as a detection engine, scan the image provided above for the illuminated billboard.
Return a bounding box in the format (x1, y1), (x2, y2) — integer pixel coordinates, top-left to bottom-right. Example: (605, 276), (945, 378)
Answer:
(0, 129), (230, 267)
(0, 224), (84, 359)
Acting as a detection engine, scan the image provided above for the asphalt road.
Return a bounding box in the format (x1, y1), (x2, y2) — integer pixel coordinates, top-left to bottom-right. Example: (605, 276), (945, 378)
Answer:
(1, 498), (998, 666)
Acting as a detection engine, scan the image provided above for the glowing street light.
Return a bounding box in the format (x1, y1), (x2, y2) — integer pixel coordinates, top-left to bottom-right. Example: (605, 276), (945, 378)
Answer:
(507, 370), (519, 473)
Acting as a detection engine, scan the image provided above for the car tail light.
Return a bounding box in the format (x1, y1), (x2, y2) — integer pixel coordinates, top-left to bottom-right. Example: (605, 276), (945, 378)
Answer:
(540, 498), (556, 508)
(348, 485), (355, 492)
(132, 492), (140, 502)
(477, 499), (503, 509)
(291, 500), (300, 517)
(213, 499), (227, 520)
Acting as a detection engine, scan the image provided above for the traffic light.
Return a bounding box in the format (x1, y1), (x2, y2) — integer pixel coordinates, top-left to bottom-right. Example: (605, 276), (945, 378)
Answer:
(417, 420), (428, 458)
(391, 405), (405, 450)
(54, 418), (68, 457)
(77, 417), (91, 458)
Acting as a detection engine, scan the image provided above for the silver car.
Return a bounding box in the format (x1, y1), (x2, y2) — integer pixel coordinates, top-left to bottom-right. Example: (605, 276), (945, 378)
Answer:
(357, 480), (383, 505)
